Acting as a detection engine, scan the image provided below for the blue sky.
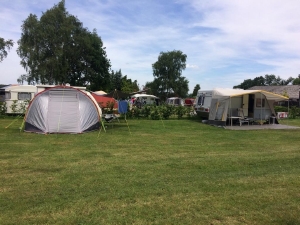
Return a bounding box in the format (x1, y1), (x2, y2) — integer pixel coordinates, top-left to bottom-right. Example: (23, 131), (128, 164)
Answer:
(1, 0), (300, 91)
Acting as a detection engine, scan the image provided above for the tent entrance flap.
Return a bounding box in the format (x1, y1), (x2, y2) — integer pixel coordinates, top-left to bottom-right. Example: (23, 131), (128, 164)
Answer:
(47, 89), (80, 133)
(209, 99), (229, 122)
(208, 99), (218, 120)
(242, 94), (249, 117)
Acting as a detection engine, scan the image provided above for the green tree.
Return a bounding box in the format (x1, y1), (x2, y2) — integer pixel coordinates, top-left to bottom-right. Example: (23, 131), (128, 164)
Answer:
(233, 78), (261, 89)
(280, 76), (294, 85)
(264, 74), (293, 85)
(17, 0), (111, 91)
(109, 69), (139, 93)
(292, 75), (300, 85)
(17, 74), (29, 84)
(0, 37), (14, 62)
(152, 50), (188, 99)
(192, 84), (200, 96)
(234, 74), (294, 89)
(121, 76), (139, 93)
(110, 69), (123, 91)
(145, 79), (161, 96)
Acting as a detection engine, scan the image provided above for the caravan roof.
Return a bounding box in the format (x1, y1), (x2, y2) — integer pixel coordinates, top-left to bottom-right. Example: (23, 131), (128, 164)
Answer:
(131, 94), (159, 99)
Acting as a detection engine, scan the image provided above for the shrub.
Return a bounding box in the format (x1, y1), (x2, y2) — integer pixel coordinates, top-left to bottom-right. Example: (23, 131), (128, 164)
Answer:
(289, 106), (300, 119)
(176, 106), (187, 119)
(19, 100), (30, 114)
(10, 100), (19, 114)
(141, 105), (152, 119)
(159, 105), (174, 119)
(274, 106), (288, 113)
(0, 102), (7, 116)
(150, 107), (160, 120)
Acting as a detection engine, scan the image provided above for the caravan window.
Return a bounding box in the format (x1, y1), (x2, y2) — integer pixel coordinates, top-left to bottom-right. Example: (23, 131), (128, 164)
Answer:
(18, 92), (32, 100)
(197, 95), (205, 105)
(0, 90), (10, 100)
(256, 98), (265, 107)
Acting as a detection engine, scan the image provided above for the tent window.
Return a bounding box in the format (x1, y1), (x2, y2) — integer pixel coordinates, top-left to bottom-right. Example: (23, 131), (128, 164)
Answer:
(256, 98), (265, 107)
(18, 92), (31, 100)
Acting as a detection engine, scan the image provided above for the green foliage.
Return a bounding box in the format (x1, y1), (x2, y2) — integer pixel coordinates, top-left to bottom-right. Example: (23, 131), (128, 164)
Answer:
(0, 37), (14, 62)
(17, 0), (111, 90)
(8, 100), (30, 115)
(140, 105), (152, 118)
(10, 100), (19, 114)
(159, 104), (174, 119)
(233, 74), (294, 89)
(151, 50), (189, 100)
(175, 105), (187, 119)
(127, 104), (194, 120)
(150, 106), (160, 120)
(127, 107), (141, 119)
(289, 106), (300, 119)
(192, 84), (200, 97)
(109, 69), (139, 94)
(0, 102), (7, 115)
(292, 74), (300, 85)
(19, 100), (30, 114)
(274, 106), (288, 113)
(102, 101), (115, 114)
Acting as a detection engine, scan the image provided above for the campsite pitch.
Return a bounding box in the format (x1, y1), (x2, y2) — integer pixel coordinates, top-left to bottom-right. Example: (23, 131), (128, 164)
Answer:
(1, 117), (300, 224)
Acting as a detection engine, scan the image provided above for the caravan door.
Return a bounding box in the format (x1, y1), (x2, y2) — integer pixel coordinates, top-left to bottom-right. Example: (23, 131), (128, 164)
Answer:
(242, 94), (249, 117)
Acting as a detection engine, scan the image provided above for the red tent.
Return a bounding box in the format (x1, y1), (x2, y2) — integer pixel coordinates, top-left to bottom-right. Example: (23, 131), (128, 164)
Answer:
(91, 93), (118, 109)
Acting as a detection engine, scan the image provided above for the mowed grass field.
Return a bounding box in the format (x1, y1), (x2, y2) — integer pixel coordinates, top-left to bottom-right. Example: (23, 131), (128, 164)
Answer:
(1, 117), (300, 225)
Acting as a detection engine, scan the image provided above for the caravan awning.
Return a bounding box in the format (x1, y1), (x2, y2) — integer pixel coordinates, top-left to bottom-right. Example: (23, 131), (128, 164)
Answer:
(212, 88), (288, 101)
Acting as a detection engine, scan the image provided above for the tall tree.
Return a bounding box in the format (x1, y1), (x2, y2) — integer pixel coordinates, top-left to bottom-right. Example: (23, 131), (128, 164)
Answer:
(0, 37), (14, 62)
(110, 69), (123, 91)
(109, 69), (139, 93)
(192, 84), (201, 96)
(17, 0), (111, 90)
(121, 76), (139, 93)
(292, 74), (300, 85)
(152, 50), (188, 99)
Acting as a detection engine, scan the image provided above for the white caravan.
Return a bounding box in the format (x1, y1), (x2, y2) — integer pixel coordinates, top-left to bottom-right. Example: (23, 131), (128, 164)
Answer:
(166, 97), (184, 106)
(0, 85), (37, 114)
(131, 94), (160, 107)
(0, 84), (86, 114)
(194, 90), (213, 118)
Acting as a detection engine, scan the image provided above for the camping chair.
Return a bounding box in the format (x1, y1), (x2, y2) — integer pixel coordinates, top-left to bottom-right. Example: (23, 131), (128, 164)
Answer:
(103, 114), (120, 128)
(237, 108), (251, 126)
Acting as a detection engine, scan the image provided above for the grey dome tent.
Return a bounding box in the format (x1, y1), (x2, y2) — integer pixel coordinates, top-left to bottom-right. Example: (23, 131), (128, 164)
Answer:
(24, 86), (102, 134)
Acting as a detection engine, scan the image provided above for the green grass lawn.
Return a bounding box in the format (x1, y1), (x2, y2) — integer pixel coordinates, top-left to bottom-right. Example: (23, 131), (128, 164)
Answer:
(1, 117), (300, 225)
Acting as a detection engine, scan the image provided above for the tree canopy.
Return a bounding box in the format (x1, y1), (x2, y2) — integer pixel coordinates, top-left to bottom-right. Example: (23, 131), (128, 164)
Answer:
(110, 69), (139, 93)
(233, 74), (294, 89)
(292, 75), (300, 85)
(17, 0), (111, 91)
(192, 84), (200, 97)
(0, 37), (14, 62)
(150, 50), (189, 99)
